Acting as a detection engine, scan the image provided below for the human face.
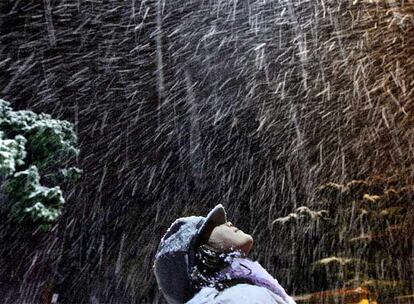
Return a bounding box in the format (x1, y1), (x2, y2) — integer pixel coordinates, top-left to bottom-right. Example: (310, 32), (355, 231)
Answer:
(205, 221), (253, 255)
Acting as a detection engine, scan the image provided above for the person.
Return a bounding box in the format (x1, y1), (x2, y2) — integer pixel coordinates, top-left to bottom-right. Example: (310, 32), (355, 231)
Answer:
(153, 204), (297, 303)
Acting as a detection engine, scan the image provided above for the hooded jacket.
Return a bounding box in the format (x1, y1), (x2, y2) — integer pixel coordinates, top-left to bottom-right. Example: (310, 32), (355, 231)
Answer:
(153, 205), (296, 303)
(186, 256), (296, 304)
(186, 284), (290, 304)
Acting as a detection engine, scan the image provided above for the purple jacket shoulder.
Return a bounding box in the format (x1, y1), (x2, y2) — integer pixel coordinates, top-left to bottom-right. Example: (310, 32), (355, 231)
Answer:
(186, 258), (296, 304)
(186, 284), (291, 304)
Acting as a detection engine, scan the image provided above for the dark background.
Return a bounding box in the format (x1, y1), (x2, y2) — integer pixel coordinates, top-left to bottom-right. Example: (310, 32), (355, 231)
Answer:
(0, 0), (413, 303)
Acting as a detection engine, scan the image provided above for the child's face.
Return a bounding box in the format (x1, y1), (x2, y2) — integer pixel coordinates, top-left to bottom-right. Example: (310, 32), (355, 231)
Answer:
(206, 221), (253, 254)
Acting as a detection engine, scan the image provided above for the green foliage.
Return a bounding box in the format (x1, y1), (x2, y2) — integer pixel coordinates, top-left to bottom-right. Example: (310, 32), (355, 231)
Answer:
(0, 99), (82, 231)
(0, 99), (79, 169)
(6, 165), (64, 231)
(0, 131), (27, 177)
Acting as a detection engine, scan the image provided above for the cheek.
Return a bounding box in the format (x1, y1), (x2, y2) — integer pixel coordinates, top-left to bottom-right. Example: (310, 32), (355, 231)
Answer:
(214, 229), (233, 243)
(210, 228), (236, 245)
(208, 228), (252, 252)
(221, 230), (245, 246)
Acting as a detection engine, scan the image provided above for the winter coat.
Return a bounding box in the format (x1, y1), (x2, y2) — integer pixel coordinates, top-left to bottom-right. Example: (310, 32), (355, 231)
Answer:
(153, 207), (296, 304)
(186, 257), (296, 304)
(186, 284), (290, 304)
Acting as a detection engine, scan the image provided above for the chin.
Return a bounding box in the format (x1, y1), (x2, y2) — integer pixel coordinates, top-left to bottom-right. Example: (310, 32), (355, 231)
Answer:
(244, 233), (254, 244)
(247, 236), (254, 248)
(240, 236), (254, 254)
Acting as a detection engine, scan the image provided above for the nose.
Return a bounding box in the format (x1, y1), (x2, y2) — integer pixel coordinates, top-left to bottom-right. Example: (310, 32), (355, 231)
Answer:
(227, 221), (234, 227)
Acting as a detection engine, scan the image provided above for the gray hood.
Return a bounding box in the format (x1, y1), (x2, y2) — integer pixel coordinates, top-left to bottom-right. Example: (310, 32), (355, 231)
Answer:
(153, 204), (227, 303)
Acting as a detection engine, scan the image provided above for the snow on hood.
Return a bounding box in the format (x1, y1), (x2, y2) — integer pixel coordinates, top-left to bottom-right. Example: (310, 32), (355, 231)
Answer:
(154, 215), (206, 304)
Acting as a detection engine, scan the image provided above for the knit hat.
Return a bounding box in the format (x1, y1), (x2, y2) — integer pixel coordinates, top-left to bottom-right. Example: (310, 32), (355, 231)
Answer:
(153, 204), (227, 303)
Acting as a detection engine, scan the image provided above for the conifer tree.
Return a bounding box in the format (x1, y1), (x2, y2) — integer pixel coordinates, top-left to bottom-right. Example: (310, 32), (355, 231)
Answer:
(0, 99), (82, 231)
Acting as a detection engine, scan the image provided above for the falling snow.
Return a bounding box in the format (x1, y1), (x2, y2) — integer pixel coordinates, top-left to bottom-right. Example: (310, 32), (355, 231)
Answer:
(0, 0), (414, 303)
